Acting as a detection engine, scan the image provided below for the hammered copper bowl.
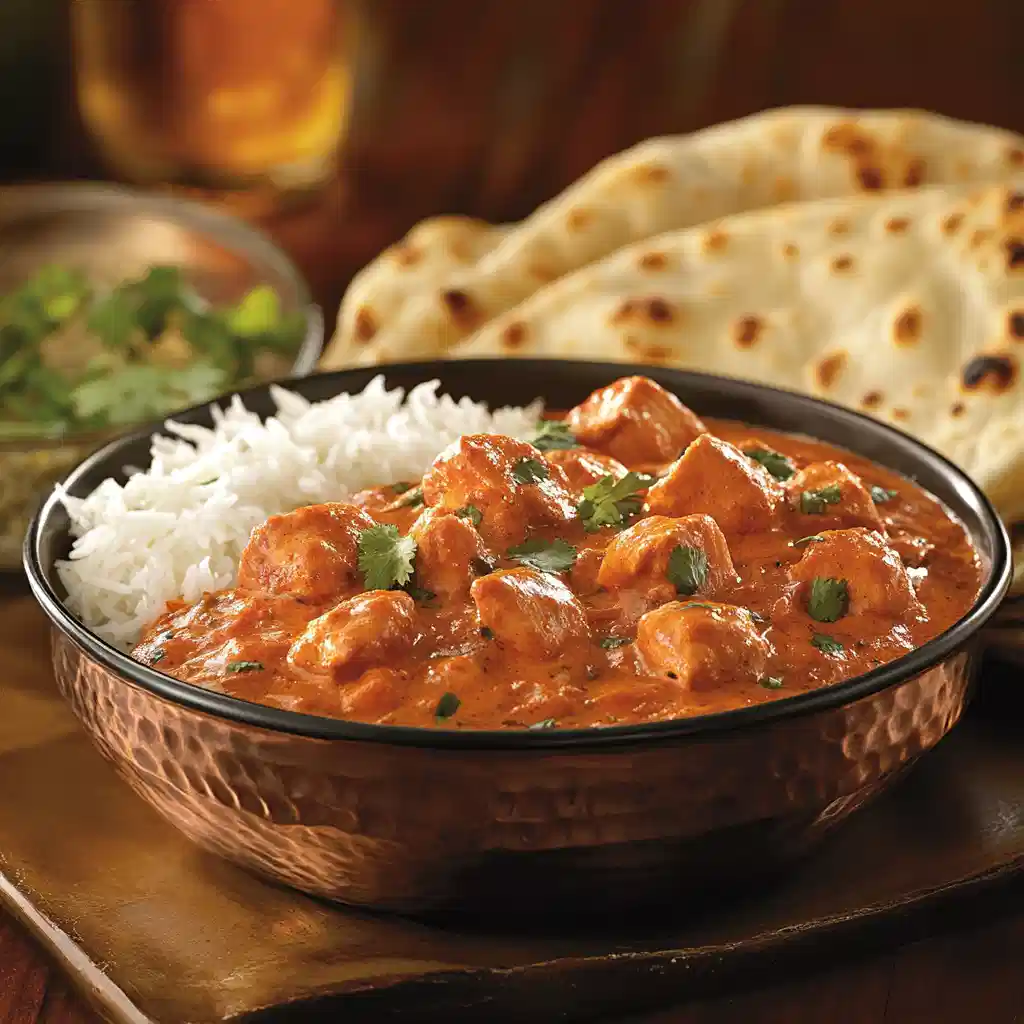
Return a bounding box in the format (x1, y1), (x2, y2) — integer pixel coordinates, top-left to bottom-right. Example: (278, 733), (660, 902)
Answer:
(24, 361), (1011, 918)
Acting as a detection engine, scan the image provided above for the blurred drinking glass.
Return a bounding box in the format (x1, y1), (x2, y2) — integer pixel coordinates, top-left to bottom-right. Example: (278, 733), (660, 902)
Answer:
(71, 0), (351, 207)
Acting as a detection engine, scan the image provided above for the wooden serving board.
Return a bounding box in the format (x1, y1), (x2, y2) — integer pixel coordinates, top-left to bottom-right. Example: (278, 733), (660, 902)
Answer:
(3, 576), (1024, 1024)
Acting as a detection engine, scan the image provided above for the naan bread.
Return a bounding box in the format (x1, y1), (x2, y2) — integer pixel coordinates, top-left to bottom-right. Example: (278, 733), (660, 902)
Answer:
(455, 183), (1024, 529)
(323, 106), (1024, 370)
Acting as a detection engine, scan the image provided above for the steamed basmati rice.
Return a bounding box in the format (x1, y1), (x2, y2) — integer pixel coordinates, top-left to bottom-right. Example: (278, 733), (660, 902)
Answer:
(57, 376), (541, 649)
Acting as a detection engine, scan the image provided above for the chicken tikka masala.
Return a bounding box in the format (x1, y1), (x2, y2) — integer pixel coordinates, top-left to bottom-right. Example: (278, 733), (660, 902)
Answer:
(133, 376), (982, 729)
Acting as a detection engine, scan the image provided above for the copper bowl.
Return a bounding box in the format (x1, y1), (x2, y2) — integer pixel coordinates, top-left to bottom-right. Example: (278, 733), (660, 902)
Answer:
(24, 360), (1011, 918)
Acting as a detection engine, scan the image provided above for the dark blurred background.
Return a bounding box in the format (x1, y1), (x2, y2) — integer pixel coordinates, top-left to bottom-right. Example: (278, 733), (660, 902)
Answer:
(5, 0), (1024, 317)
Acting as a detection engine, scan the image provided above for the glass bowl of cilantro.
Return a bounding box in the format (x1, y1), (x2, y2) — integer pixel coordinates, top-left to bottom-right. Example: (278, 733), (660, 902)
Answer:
(0, 183), (323, 569)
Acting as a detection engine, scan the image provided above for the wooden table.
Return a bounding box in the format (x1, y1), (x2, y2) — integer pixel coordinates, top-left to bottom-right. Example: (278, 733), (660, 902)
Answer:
(2, 582), (1024, 1023)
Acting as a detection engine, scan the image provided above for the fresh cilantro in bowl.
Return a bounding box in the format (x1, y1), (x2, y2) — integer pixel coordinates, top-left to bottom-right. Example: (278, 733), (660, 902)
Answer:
(0, 263), (306, 440)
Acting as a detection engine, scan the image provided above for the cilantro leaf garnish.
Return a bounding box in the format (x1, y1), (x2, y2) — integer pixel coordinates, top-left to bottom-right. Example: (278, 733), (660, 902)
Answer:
(434, 692), (461, 721)
(530, 420), (580, 451)
(226, 660), (264, 673)
(577, 471), (656, 531)
(397, 486), (424, 509)
(807, 577), (849, 623)
(600, 636), (631, 649)
(455, 504), (483, 527)
(357, 524), (417, 591)
(667, 545), (710, 596)
(811, 633), (844, 655)
(760, 676), (784, 690)
(800, 484), (843, 514)
(507, 538), (577, 573)
(150, 649), (166, 665)
(512, 457), (549, 484)
(528, 718), (559, 730)
(680, 601), (717, 611)
(390, 481), (414, 495)
(70, 362), (227, 427)
(870, 485), (898, 504)
(792, 534), (825, 548)
(743, 447), (795, 481)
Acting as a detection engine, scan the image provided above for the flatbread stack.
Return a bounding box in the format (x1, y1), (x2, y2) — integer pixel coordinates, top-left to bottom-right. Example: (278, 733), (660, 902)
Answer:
(322, 106), (1024, 655)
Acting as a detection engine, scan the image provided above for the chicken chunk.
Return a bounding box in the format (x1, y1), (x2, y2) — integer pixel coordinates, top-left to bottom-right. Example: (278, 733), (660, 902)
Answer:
(237, 502), (376, 602)
(566, 376), (706, 464)
(421, 434), (575, 547)
(543, 449), (629, 494)
(646, 435), (784, 534)
(410, 507), (492, 598)
(787, 461), (884, 532)
(788, 528), (923, 619)
(598, 514), (736, 600)
(636, 602), (772, 691)
(470, 567), (590, 660)
(287, 591), (417, 678)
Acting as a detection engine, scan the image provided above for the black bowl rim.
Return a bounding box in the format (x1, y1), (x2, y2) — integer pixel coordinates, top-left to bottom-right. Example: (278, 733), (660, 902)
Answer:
(24, 358), (1012, 752)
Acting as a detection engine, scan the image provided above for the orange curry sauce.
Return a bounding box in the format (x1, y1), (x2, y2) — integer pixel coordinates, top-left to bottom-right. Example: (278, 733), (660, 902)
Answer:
(133, 376), (982, 730)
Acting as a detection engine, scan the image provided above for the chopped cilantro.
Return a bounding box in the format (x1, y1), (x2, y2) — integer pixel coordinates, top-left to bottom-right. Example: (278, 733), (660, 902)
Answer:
(434, 692), (461, 721)
(792, 534), (825, 547)
(455, 504), (483, 527)
(530, 420), (580, 451)
(667, 545), (710, 596)
(800, 484), (843, 514)
(679, 601), (717, 611)
(357, 524), (417, 591)
(507, 537), (577, 573)
(760, 676), (784, 690)
(743, 447), (795, 481)
(871, 485), (898, 504)
(150, 649), (166, 665)
(600, 636), (631, 649)
(390, 481), (414, 495)
(807, 577), (849, 623)
(397, 486), (424, 509)
(226, 660), (264, 673)
(512, 457), (549, 484)
(528, 718), (559, 730)
(811, 633), (844, 655)
(577, 471), (656, 531)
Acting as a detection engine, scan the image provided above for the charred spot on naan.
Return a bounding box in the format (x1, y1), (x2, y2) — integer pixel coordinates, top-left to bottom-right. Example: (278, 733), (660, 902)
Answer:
(829, 218), (851, 236)
(893, 306), (923, 345)
(1007, 239), (1024, 271)
(566, 207), (593, 232)
(781, 242), (800, 261)
(885, 216), (910, 234)
(892, 407), (910, 422)
(1008, 191), (1024, 214)
(903, 159), (926, 187)
(502, 321), (529, 350)
(942, 212), (965, 235)
(815, 351), (847, 390)
(831, 254), (856, 273)
(950, 402), (966, 418)
(733, 315), (764, 348)
(857, 166), (884, 191)
(1008, 146), (1024, 168)
(861, 391), (884, 410)
(960, 353), (1018, 394)
(1009, 311), (1024, 341)
(632, 163), (671, 185)
(392, 244), (423, 268)
(354, 307), (378, 343)
(442, 288), (484, 330)
(702, 228), (729, 254)
(612, 297), (678, 327)
(970, 228), (994, 250)
(638, 251), (670, 271)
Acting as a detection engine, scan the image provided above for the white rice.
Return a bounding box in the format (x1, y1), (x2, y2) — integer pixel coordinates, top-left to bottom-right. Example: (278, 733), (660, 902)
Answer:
(57, 375), (542, 650)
